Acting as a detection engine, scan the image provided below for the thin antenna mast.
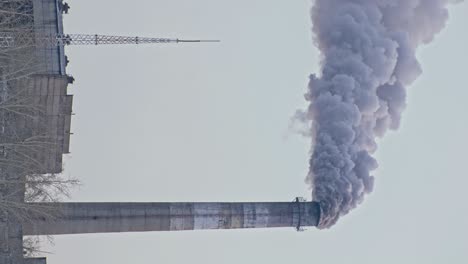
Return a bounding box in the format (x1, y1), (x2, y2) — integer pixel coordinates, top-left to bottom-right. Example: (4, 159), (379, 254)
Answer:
(0, 32), (220, 47)
(176, 39), (220, 43)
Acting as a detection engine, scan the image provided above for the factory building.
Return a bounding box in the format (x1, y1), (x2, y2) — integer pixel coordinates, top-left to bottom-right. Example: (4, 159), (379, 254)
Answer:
(0, 1), (72, 263)
(14, 74), (73, 174)
(33, 0), (68, 75)
(1, 0), (73, 174)
(30, 0), (73, 174)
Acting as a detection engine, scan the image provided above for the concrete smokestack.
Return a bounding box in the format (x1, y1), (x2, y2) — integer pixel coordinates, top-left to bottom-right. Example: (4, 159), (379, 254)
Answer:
(23, 201), (321, 235)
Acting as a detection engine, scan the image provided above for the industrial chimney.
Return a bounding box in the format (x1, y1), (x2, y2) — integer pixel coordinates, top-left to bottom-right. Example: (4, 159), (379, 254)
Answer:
(23, 200), (321, 236)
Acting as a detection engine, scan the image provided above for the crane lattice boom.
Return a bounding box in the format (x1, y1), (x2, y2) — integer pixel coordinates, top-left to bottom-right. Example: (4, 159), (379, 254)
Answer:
(0, 32), (219, 47)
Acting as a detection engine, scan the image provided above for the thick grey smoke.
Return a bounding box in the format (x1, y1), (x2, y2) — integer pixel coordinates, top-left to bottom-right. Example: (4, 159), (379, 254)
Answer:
(303, 0), (462, 228)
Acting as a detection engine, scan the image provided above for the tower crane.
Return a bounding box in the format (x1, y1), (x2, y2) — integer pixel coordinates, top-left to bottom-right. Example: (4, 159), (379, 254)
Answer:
(0, 32), (220, 48)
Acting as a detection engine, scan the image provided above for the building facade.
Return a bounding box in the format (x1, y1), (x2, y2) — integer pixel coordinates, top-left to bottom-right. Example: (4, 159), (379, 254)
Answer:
(0, 1), (72, 263)
(31, 0), (72, 174)
(33, 0), (67, 75)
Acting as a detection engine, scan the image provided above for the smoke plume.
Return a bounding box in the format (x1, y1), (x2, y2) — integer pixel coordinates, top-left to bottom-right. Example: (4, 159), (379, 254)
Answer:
(303, 0), (462, 228)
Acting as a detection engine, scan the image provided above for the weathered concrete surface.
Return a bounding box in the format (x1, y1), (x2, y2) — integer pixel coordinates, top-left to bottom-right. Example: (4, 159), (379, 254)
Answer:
(8, 74), (73, 175)
(0, 217), (24, 264)
(24, 257), (47, 264)
(24, 202), (321, 235)
(33, 0), (67, 75)
(0, 176), (26, 264)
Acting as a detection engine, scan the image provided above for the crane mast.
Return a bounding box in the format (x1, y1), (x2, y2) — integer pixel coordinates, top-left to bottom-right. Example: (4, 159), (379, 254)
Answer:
(0, 32), (219, 47)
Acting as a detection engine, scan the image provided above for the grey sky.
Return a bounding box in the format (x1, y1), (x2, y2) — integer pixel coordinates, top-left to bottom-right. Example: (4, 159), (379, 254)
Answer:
(40, 0), (468, 263)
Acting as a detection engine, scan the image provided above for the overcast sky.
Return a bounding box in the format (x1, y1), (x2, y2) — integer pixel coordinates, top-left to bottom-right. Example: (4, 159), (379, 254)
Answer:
(40, 0), (468, 263)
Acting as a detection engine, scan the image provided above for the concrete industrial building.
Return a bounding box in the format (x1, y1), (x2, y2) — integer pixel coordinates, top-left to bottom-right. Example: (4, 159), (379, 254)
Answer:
(31, 0), (73, 174)
(31, 0), (73, 175)
(1, 0), (73, 174)
(33, 0), (68, 75)
(0, 1), (72, 263)
(19, 74), (73, 174)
